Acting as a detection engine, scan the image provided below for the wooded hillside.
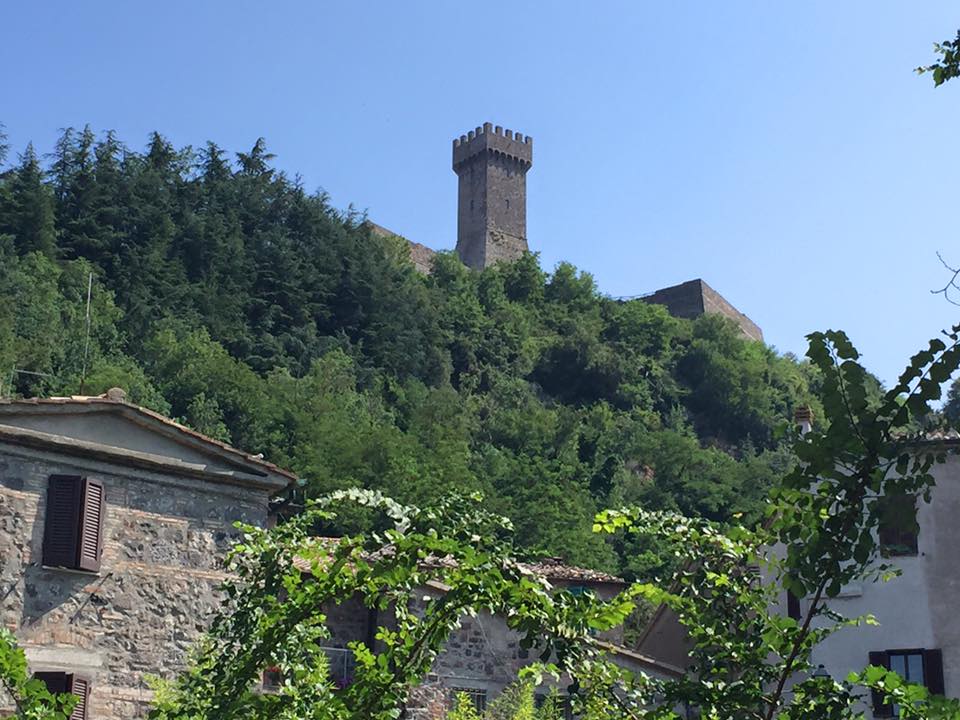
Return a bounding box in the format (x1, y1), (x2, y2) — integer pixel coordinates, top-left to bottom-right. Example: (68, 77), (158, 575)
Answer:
(0, 126), (824, 574)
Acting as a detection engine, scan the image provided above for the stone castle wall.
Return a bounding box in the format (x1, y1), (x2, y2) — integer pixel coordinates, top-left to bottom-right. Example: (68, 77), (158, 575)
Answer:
(0, 443), (272, 719)
(643, 278), (763, 342)
(453, 123), (532, 269)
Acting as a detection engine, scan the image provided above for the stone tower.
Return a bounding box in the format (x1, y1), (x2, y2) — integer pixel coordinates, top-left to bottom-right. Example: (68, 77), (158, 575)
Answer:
(452, 122), (533, 270)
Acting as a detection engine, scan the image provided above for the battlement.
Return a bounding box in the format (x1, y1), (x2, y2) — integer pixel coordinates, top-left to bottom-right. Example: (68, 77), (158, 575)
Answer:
(453, 121), (533, 171)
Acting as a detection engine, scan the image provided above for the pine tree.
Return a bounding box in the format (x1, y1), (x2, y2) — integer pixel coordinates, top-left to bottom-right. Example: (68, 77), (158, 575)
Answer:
(0, 123), (8, 165)
(6, 144), (57, 257)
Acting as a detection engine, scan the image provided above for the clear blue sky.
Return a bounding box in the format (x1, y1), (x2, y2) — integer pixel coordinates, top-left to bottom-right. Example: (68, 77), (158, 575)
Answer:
(2, 2), (959, 387)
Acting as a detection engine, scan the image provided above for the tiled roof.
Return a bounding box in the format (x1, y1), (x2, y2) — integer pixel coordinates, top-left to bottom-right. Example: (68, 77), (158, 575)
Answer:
(921, 428), (960, 442)
(293, 541), (623, 585)
(0, 390), (297, 481)
(519, 557), (624, 585)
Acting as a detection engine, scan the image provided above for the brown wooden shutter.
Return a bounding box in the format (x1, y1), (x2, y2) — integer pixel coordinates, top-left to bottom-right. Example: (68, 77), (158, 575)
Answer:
(868, 651), (892, 717)
(43, 476), (83, 568)
(66, 674), (89, 720)
(77, 478), (105, 572)
(924, 648), (945, 695)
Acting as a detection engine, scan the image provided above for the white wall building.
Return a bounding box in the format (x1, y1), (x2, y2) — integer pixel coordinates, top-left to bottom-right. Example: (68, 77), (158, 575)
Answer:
(806, 434), (960, 717)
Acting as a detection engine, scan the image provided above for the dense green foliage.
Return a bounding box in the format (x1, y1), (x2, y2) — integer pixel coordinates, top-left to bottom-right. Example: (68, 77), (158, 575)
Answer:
(0, 124), (821, 573)
(140, 328), (960, 720)
(148, 489), (635, 720)
(583, 326), (960, 719)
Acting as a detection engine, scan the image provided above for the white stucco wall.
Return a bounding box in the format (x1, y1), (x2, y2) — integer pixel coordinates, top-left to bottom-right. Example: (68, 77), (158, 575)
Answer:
(810, 450), (960, 699)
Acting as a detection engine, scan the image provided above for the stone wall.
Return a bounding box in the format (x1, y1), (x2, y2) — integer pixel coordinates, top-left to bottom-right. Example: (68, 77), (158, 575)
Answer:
(0, 443), (273, 719)
(643, 278), (764, 342)
(453, 123), (532, 270)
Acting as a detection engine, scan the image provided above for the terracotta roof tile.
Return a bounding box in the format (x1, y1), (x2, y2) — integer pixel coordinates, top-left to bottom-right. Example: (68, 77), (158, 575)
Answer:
(519, 557), (624, 585)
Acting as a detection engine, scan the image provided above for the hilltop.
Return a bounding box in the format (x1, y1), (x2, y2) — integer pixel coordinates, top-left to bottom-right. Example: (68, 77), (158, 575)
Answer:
(0, 126), (820, 574)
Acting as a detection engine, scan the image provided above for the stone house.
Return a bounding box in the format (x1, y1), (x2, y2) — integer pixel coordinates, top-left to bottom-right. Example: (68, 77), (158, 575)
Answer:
(0, 390), (678, 719)
(0, 390), (295, 719)
(315, 554), (682, 716)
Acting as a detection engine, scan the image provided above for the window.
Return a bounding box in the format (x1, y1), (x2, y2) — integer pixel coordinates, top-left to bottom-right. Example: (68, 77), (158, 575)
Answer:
(868, 649), (944, 717)
(450, 687), (487, 713)
(786, 591), (802, 621)
(34, 672), (90, 720)
(43, 475), (106, 572)
(878, 496), (918, 557)
(262, 666), (283, 693)
(323, 647), (356, 688)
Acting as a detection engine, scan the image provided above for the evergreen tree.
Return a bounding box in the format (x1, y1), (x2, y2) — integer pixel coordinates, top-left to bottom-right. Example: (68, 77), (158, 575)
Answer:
(4, 143), (57, 257)
(0, 124), (834, 574)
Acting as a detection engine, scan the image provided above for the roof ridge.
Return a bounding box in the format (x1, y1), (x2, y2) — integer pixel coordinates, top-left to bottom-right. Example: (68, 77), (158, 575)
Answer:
(0, 393), (296, 482)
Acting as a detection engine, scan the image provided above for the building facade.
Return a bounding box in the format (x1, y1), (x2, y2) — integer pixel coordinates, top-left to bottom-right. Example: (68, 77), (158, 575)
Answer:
(636, 433), (960, 717)
(318, 556), (680, 716)
(805, 437), (959, 716)
(0, 391), (294, 719)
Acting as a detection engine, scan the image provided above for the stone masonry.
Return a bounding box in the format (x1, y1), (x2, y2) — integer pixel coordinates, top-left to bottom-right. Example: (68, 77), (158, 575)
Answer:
(375, 123), (764, 340)
(642, 278), (764, 342)
(0, 395), (292, 719)
(453, 122), (532, 270)
(316, 562), (678, 712)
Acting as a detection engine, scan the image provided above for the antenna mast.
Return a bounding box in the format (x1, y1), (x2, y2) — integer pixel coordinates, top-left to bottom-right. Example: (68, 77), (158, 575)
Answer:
(79, 272), (93, 394)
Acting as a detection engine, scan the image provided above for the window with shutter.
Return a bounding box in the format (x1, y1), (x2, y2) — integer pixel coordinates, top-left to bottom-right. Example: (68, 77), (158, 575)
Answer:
(878, 496), (919, 557)
(33, 672), (90, 720)
(868, 650), (892, 717)
(43, 476), (83, 568)
(77, 478), (105, 572)
(870, 648), (943, 717)
(67, 675), (90, 720)
(42, 475), (106, 572)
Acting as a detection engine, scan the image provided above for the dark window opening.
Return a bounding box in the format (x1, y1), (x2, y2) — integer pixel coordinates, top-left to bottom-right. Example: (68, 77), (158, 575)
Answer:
(262, 667), (283, 693)
(878, 496), (919, 557)
(43, 475), (106, 572)
(34, 671), (90, 720)
(451, 687), (487, 713)
(786, 591), (801, 621)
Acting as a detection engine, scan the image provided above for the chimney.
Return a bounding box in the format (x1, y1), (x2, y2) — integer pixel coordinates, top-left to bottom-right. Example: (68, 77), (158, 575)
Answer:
(794, 406), (814, 436)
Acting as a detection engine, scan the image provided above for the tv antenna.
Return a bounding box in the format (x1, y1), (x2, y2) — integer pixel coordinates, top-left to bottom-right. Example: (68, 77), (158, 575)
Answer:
(79, 271), (93, 394)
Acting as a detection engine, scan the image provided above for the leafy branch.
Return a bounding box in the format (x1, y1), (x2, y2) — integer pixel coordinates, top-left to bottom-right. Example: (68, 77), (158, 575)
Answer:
(932, 252), (960, 307)
(917, 30), (960, 87)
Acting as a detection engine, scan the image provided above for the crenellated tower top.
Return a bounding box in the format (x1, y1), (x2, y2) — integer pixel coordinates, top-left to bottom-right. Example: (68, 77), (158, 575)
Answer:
(452, 122), (533, 270)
